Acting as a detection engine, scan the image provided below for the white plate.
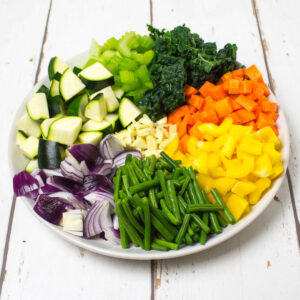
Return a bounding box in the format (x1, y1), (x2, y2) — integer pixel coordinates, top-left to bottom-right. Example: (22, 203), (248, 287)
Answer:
(8, 52), (290, 260)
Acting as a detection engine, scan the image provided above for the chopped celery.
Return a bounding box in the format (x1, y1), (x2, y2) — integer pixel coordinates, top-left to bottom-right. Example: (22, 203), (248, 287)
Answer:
(136, 65), (150, 83)
(119, 70), (139, 85)
(119, 57), (139, 71)
(89, 38), (101, 57)
(100, 37), (119, 53)
(101, 50), (117, 62)
(132, 50), (154, 65)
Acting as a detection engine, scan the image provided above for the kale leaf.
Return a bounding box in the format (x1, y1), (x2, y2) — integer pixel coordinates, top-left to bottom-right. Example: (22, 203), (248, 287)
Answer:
(139, 25), (237, 121)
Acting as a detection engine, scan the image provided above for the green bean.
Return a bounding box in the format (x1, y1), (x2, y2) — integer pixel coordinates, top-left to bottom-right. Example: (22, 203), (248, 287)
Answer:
(113, 169), (122, 202)
(131, 160), (147, 182)
(130, 194), (142, 208)
(185, 232), (193, 245)
(160, 199), (181, 225)
(122, 175), (132, 198)
(120, 165), (132, 185)
(160, 151), (179, 169)
(199, 212), (209, 245)
(133, 207), (142, 221)
(129, 178), (160, 194)
(190, 221), (200, 232)
(173, 167), (181, 179)
(179, 176), (190, 196)
(151, 242), (168, 251)
(175, 214), (191, 245)
(115, 203), (143, 248)
(122, 198), (144, 235)
(148, 188), (158, 208)
(166, 180), (181, 223)
(217, 213), (228, 228)
(125, 154), (132, 163)
(188, 167), (205, 204)
(144, 156), (151, 169)
(153, 238), (179, 250)
(211, 188), (236, 224)
(184, 191), (192, 204)
(156, 191), (164, 200)
(186, 203), (223, 213)
(193, 233), (200, 242)
(142, 197), (151, 251)
(157, 158), (173, 171)
(119, 220), (129, 248)
(157, 170), (172, 209)
(151, 214), (174, 242)
(201, 190), (221, 234)
(174, 160), (182, 165)
(126, 164), (140, 185)
(148, 155), (157, 176)
(187, 226), (194, 237)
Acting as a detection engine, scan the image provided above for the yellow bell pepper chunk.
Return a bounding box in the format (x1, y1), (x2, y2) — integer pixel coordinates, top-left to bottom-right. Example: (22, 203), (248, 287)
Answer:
(197, 174), (214, 193)
(222, 154), (255, 179)
(207, 153), (221, 169)
(231, 181), (257, 197)
(164, 136), (179, 156)
(193, 151), (208, 174)
(209, 167), (226, 178)
(198, 118), (232, 137)
(262, 143), (282, 164)
(253, 153), (273, 178)
(172, 151), (186, 163)
(253, 126), (281, 149)
(226, 194), (249, 221)
(249, 178), (271, 205)
(240, 136), (262, 155)
(212, 134), (229, 150)
(221, 135), (237, 159)
(212, 177), (237, 195)
(270, 161), (284, 179)
(197, 141), (213, 152)
(187, 136), (201, 156)
(228, 125), (252, 141)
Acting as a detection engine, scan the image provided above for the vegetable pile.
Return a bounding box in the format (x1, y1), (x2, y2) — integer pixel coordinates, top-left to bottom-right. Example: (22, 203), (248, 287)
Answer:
(13, 24), (285, 252)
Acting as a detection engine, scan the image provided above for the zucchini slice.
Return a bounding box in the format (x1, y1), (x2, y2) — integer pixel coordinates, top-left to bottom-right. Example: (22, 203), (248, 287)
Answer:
(118, 97), (142, 127)
(73, 66), (82, 75)
(105, 113), (119, 130)
(20, 136), (39, 159)
(26, 93), (49, 120)
(99, 86), (119, 112)
(48, 116), (82, 146)
(112, 86), (124, 99)
(16, 130), (28, 147)
(78, 131), (103, 145)
(81, 120), (111, 132)
(66, 94), (88, 119)
(79, 62), (114, 91)
(48, 95), (62, 117)
(83, 95), (107, 121)
(40, 116), (61, 138)
(59, 68), (86, 101)
(49, 74), (61, 97)
(25, 159), (38, 173)
(48, 56), (69, 80)
(38, 139), (62, 169)
(17, 112), (42, 138)
(37, 84), (50, 98)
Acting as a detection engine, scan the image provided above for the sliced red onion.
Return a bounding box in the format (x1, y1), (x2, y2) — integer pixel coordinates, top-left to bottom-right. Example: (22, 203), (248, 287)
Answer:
(113, 150), (142, 168)
(33, 194), (74, 225)
(113, 214), (119, 230)
(80, 161), (90, 175)
(39, 185), (61, 195)
(79, 175), (113, 196)
(84, 190), (115, 209)
(68, 144), (101, 168)
(34, 175), (45, 187)
(104, 227), (120, 244)
(83, 200), (113, 238)
(99, 134), (124, 160)
(46, 176), (80, 193)
(60, 156), (84, 183)
(89, 163), (113, 176)
(48, 192), (89, 209)
(13, 171), (39, 197)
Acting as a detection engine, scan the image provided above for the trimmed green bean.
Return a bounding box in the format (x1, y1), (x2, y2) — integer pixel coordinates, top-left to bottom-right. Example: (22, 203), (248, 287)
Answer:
(131, 160), (147, 182)
(126, 164), (140, 185)
(173, 167), (181, 179)
(211, 188), (236, 224)
(187, 226), (194, 237)
(129, 178), (160, 194)
(185, 232), (193, 245)
(148, 155), (157, 176)
(122, 198), (144, 235)
(184, 191), (192, 204)
(199, 212), (209, 245)
(142, 197), (151, 251)
(186, 203), (223, 213)
(153, 238), (179, 250)
(160, 151), (179, 169)
(188, 167), (205, 204)
(125, 154), (132, 163)
(151, 214), (174, 242)
(157, 158), (173, 171)
(166, 180), (181, 223)
(148, 188), (158, 208)
(122, 175), (132, 198)
(175, 214), (191, 245)
(190, 221), (200, 232)
(113, 169), (122, 202)
(119, 220), (129, 248)
(193, 233), (200, 242)
(156, 191), (164, 200)
(160, 199), (181, 225)
(157, 170), (172, 209)
(179, 176), (190, 196)
(217, 213), (228, 228)
(151, 242), (168, 251)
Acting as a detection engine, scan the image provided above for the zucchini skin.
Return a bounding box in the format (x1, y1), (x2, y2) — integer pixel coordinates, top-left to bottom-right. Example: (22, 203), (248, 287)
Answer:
(48, 95), (62, 117)
(48, 57), (56, 80)
(79, 76), (114, 91)
(38, 139), (62, 169)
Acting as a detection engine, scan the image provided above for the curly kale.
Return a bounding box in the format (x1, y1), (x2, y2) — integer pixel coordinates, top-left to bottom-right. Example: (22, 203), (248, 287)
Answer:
(139, 25), (237, 121)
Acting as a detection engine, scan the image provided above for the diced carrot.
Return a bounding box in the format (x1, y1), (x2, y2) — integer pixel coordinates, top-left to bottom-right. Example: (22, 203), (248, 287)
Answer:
(167, 105), (190, 124)
(215, 97), (233, 119)
(245, 121), (257, 131)
(209, 85), (227, 101)
(184, 84), (198, 96)
(261, 100), (278, 112)
(188, 104), (197, 114)
(223, 79), (230, 91)
(261, 82), (270, 96)
(265, 111), (279, 121)
(221, 72), (232, 82)
(199, 109), (219, 124)
(187, 94), (204, 110)
(231, 99), (243, 111)
(235, 94), (257, 112)
(183, 113), (195, 126)
(245, 93), (257, 102)
(239, 80), (253, 94)
(270, 125), (279, 136)
(180, 134), (189, 153)
(199, 81), (215, 97)
(192, 111), (202, 122)
(252, 81), (265, 99)
(203, 96), (216, 110)
(228, 79), (240, 94)
(227, 112), (241, 124)
(189, 121), (202, 140)
(187, 124), (193, 135)
(244, 65), (263, 82)
(235, 109), (256, 124)
(232, 68), (244, 79)
(256, 112), (275, 129)
(177, 121), (187, 138)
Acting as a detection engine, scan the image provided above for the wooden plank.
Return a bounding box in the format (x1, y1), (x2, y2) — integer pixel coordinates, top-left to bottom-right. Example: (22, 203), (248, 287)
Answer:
(253, 0), (300, 222)
(151, 0), (300, 299)
(1, 0), (152, 299)
(0, 0), (51, 280)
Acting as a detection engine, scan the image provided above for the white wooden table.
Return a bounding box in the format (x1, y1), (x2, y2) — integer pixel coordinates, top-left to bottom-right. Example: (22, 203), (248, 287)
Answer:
(0, 0), (300, 299)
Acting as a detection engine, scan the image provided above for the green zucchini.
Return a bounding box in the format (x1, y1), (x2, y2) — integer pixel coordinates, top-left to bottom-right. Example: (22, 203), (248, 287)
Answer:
(79, 62), (114, 91)
(38, 139), (62, 169)
(40, 116), (62, 138)
(83, 94), (107, 121)
(26, 93), (49, 120)
(16, 130), (28, 147)
(48, 56), (68, 80)
(49, 73), (62, 97)
(105, 113), (119, 130)
(73, 66), (82, 75)
(48, 116), (82, 146)
(59, 68), (86, 101)
(99, 86), (119, 112)
(37, 84), (50, 98)
(66, 94), (88, 119)
(48, 95), (62, 117)
(17, 112), (42, 138)
(81, 120), (111, 132)
(112, 86), (124, 99)
(118, 97), (142, 127)
(25, 159), (38, 173)
(20, 136), (39, 159)
(78, 131), (103, 145)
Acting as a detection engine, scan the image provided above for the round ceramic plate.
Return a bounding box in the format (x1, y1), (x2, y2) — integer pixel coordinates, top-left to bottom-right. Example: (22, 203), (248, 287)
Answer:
(8, 52), (290, 260)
